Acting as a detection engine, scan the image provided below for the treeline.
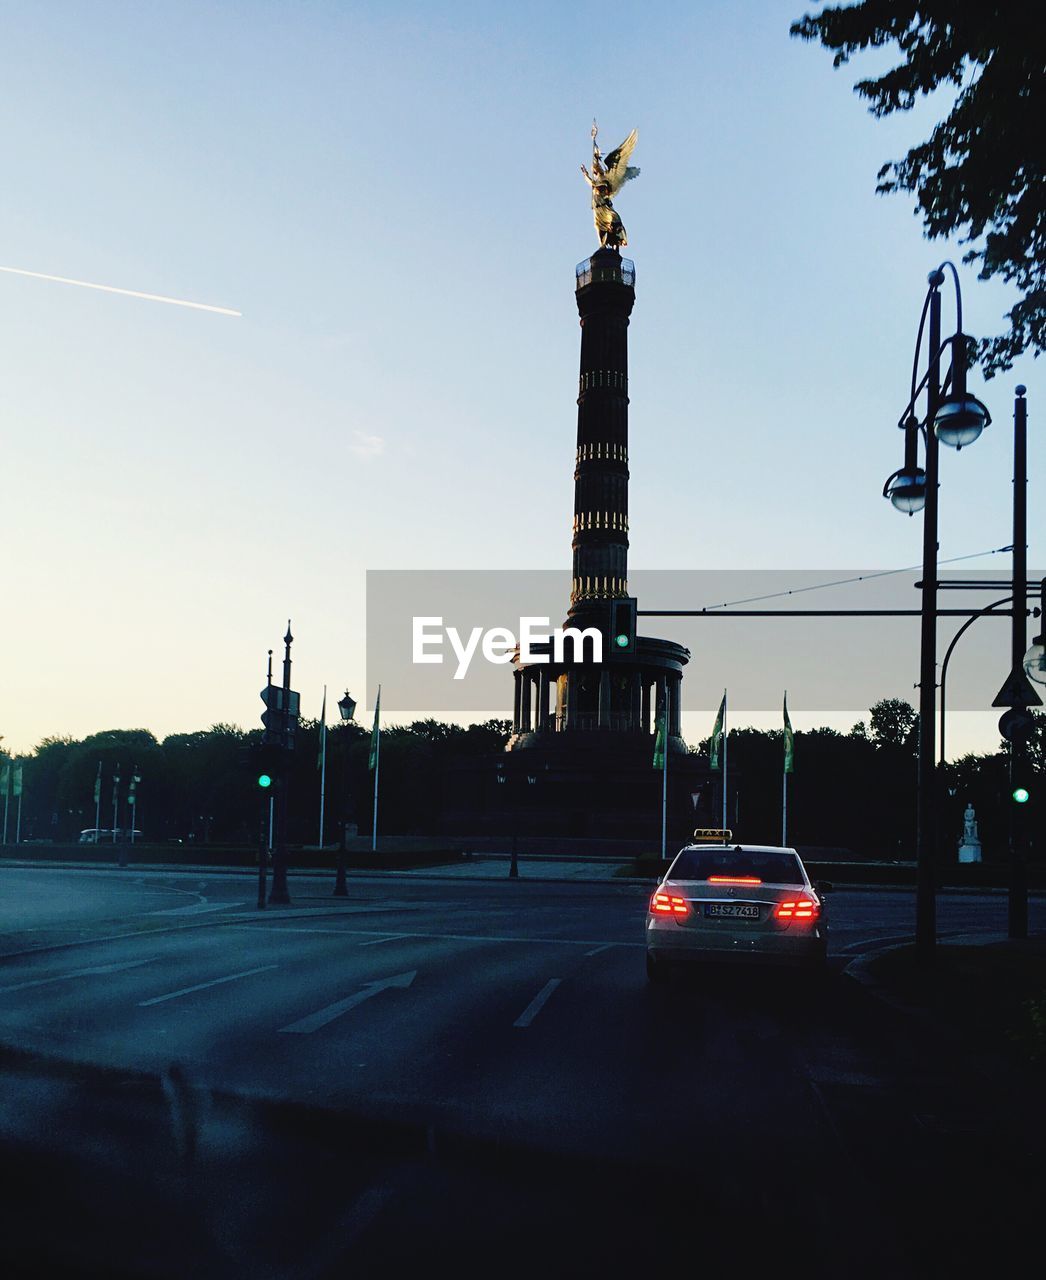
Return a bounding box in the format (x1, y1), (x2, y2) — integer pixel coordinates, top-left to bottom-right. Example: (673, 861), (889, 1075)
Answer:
(699, 700), (1044, 860)
(0, 719), (511, 847)
(0, 700), (1041, 856)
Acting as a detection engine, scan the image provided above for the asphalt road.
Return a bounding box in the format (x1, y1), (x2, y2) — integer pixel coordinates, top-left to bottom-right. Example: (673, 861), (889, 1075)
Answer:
(0, 867), (1043, 1278)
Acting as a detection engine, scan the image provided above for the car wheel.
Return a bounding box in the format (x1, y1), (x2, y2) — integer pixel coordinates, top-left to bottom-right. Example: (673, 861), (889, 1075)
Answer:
(646, 951), (666, 984)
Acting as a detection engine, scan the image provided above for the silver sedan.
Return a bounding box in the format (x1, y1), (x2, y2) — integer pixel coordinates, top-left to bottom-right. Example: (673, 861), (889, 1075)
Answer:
(645, 841), (828, 981)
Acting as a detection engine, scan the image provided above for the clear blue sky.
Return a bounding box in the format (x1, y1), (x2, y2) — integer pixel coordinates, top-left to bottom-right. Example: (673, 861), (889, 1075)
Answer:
(1, 1), (1040, 756)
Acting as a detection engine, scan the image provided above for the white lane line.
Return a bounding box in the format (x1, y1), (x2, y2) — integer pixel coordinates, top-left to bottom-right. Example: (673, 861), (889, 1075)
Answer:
(357, 935), (409, 947)
(138, 964), (277, 1007)
(279, 971), (416, 1034)
(513, 978), (562, 1028)
(228, 925), (642, 948)
(147, 901), (247, 917)
(0, 957), (158, 995)
(585, 944), (616, 957)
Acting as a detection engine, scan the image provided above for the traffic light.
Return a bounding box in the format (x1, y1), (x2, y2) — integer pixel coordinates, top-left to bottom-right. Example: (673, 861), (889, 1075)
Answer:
(608, 597), (637, 655)
(261, 684), (301, 749)
(1012, 786), (1030, 805)
(244, 742), (284, 789)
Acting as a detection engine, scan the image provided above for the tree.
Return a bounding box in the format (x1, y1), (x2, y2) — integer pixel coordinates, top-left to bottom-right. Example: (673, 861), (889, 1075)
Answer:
(868, 698), (918, 750)
(791, 3), (1044, 375)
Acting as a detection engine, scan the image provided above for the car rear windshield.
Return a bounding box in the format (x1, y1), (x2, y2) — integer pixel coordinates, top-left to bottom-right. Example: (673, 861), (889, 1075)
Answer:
(669, 848), (804, 886)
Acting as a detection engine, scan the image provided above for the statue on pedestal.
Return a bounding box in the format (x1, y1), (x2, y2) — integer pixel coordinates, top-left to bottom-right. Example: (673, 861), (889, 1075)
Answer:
(581, 121), (640, 249)
(957, 802), (983, 864)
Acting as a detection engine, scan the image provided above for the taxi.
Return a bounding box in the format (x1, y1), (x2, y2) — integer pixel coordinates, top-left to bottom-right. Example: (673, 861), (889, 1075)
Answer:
(646, 830), (828, 980)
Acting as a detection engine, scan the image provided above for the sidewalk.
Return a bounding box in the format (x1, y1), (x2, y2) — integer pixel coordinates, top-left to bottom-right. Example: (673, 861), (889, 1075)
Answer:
(846, 932), (1046, 1077)
(0, 854), (632, 884)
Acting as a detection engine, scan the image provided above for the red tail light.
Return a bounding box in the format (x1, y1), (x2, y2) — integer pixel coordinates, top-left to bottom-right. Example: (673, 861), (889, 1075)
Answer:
(650, 889), (690, 918)
(774, 895), (821, 922)
(708, 876), (762, 885)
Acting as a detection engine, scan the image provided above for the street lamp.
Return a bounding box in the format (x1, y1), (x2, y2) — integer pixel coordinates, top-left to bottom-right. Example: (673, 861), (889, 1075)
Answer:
(933, 344), (991, 449)
(883, 415), (927, 514)
(333, 690), (357, 898)
(1025, 579), (1046, 687)
(883, 262), (990, 957)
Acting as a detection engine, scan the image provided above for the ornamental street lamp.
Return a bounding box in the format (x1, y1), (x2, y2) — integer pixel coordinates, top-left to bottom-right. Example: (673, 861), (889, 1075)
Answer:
(883, 263), (990, 957)
(334, 690), (357, 897)
(1023, 580), (1046, 688)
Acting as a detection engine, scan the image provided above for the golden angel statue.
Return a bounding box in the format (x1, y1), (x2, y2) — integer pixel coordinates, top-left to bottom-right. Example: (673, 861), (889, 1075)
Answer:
(580, 122), (639, 249)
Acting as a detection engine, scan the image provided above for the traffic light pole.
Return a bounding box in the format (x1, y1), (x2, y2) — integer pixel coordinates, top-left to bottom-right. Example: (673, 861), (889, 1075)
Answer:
(1009, 387), (1029, 940)
(257, 802), (267, 910)
(268, 623), (294, 905)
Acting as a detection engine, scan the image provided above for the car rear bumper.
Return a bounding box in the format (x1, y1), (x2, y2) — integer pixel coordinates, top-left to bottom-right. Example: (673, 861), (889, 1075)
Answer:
(646, 918), (826, 966)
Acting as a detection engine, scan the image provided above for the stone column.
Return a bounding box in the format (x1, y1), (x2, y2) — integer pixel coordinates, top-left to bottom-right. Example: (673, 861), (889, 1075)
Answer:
(630, 671), (642, 732)
(641, 678), (651, 733)
(670, 674), (682, 737)
(520, 670), (532, 732)
(535, 670), (548, 731)
(513, 669), (522, 732)
(556, 674), (567, 730)
(598, 669), (611, 727)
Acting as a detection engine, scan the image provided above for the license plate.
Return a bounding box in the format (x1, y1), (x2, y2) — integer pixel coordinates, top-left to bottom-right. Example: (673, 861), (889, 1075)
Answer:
(704, 903), (760, 920)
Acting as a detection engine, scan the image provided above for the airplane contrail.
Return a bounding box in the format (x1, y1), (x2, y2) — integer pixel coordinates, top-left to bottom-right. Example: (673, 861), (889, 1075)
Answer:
(0, 265), (241, 316)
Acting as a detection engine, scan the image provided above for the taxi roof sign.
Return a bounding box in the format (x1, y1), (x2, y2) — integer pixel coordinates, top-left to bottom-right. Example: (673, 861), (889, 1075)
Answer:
(692, 828), (732, 843)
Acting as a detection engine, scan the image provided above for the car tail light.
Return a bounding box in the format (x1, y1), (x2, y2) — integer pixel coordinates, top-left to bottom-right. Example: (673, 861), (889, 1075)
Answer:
(708, 876), (762, 885)
(649, 889), (690, 918)
(774, 895), (821, 922)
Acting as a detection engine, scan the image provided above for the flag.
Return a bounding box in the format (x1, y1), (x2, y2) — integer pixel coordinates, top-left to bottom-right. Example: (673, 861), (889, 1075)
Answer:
(0, 762), (9, 797)
(783, 693), (795, 774)
(368, 687), (381, 770)
(316, 686), (327, 770)
(12, 764), (23, 797)
(93, 762), (102, 805)
(652, 701), (666, 770)
(709, 692), (726, 771)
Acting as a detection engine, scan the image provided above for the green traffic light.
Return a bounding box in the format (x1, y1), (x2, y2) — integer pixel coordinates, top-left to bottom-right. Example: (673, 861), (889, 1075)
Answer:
(615, 633), (629, 648)
(258, 773), (272, 789)
(1012, 786), (1030, 804)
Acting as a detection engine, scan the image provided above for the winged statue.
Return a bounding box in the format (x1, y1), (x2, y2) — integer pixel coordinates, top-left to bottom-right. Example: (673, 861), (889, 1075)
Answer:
(580, 122), (640, 249)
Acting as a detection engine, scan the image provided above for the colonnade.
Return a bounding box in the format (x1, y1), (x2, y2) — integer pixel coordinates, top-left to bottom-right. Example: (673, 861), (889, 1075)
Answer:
(511, 666), (682, 737)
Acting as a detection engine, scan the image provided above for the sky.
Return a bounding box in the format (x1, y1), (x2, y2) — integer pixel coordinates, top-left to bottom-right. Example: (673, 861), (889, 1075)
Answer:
(0, 0), (1041, 759)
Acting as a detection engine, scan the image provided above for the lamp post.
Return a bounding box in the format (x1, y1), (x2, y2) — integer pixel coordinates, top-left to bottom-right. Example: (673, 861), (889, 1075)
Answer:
(334, 689), (357, 898)
(1001, 387), (1039, 939)
(1025, 577), (1046, 689)
(882, 264), (991, 957)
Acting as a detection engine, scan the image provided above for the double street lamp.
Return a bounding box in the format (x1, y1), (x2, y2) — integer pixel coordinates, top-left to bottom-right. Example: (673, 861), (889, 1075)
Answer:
(334, 689), (357, 897)
(882, 263), (991, 957)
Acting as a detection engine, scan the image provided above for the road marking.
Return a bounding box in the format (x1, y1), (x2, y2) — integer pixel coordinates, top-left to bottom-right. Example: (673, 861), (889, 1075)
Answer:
(138, 964), (277, 1007)
(147, 901), (247, 917)
(585, 944), (616, 957)
(514, 978), (562, 1028)
(228, 925), (642, 949)
(0, 957), (157, 995)
(358, 935), (409, 947)
(279, 971), (417, 1034)
(838, 934), (915, 954)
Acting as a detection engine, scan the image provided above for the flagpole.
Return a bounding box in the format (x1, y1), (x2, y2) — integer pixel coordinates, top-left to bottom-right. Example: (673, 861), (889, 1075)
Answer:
(371, 686), (381, 853)
(318, 685), (327, 848)
(660, 698), (669, 860)
(778, 691), (788, 849)
(722, 691), (728, 831)
(94, 761), (102, 842)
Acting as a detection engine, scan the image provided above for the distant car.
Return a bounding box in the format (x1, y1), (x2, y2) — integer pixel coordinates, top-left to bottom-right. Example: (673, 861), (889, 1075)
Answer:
(646, 833), (828, 981)
(78, 829), (143, 844)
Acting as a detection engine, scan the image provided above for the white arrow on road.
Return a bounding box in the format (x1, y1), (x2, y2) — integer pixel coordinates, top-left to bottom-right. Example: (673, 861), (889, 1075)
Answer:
(0, 957), (157, 995)
(278, 971), (417, 1034)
